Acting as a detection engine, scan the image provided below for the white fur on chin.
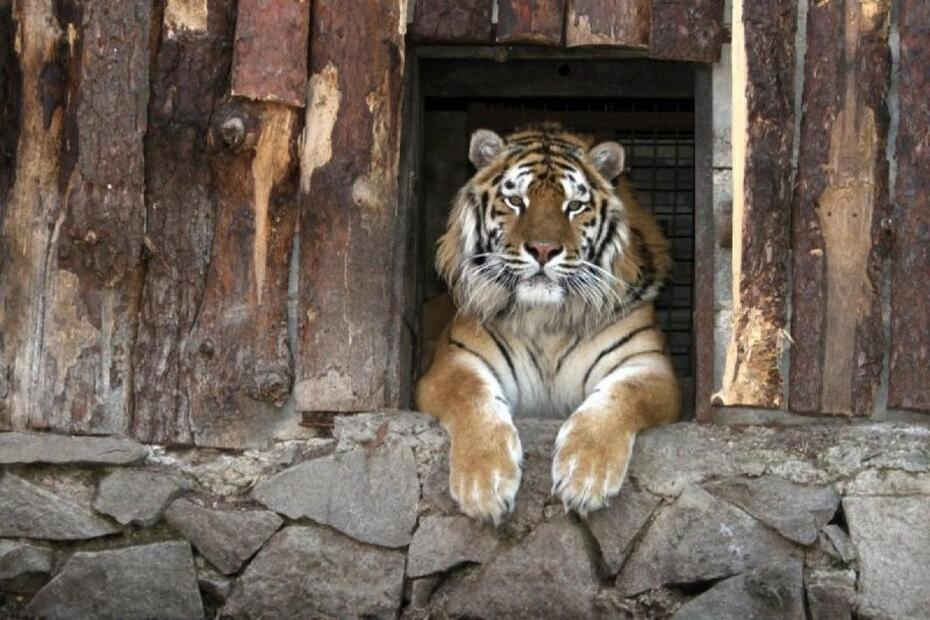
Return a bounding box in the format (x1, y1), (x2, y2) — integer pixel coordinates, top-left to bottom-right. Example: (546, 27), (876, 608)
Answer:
(515, 280), (565, 305)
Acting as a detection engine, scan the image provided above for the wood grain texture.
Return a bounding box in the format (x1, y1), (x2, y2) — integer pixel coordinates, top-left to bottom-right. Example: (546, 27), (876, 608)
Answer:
(295, 0), (408, 412)
(650, 0), (725, 62)
(790, 0), (890, 416)
(566, 0), (650, 48)
(497, 0), (566, 46)
(1, 0), (150, 434)
(718, 0), (796, 409)
(889, 0), (930, 412)
(231, 0), (309, 107)
(411, 0), (493, 43)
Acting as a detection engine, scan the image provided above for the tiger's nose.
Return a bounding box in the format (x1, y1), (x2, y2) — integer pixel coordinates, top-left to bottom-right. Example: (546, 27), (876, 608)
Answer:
(524, 241), (563, 265)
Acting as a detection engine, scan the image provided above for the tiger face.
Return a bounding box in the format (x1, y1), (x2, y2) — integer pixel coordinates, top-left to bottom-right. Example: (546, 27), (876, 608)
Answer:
(436, 125), (667, 330)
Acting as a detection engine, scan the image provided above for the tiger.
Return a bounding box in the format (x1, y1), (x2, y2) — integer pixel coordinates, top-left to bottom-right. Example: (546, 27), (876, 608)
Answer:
(415, 124), (680, 524)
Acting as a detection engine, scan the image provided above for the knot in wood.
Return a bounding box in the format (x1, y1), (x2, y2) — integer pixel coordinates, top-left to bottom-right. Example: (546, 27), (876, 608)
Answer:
(220, 117), (246, 149)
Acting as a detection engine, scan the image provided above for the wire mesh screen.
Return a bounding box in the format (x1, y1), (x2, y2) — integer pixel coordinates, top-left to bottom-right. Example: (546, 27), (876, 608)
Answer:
(420, 97), (696, 394)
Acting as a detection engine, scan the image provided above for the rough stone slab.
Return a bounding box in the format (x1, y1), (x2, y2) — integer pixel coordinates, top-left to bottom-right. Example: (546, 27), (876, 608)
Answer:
(0, 432), (146, 465)
(25, 541), (203, 620)
(703, 475), (840, 544)
(252, 444), (418, 547)
(818, 524), (857, 564)
(671, 559), (804, 620)
(407, 515), (499, 578)
(222, 525), (405, 619)
(806, 569), (856, 620)
(584, 484), (662, 575)
(630, 423), (930, 495)
(0, 540), (53, 593)
(0, 474), (119, 540)
(164, 498), (282, 575)
(844, 496), (930, 619)
(616, 485), (799, 596)
(839, 469), (930, 496)
(93, 469), (187, 527)
(443, 516), (598, 618)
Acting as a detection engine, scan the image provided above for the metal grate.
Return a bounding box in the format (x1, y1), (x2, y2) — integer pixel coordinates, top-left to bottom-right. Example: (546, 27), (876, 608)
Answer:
(458, 98), (696, 381)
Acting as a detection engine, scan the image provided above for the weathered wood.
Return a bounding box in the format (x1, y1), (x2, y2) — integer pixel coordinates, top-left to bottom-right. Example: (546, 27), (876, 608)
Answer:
(295, 0), (408, 412)
(1, 0), (150, 434)
(650, 0), (725, 63)
(717, 0), (796, 409)
(566, 0), (650, 48)
(184, 102), (299, 447)
(497, 0), (566, 46)
(231, 0), (309, 107)
(411, 0), (493, 43)
(889, 0), (930, 412)
(790, 0), (890, 416)
(134, 2), (302, 447)
(132, 0), (234, 444)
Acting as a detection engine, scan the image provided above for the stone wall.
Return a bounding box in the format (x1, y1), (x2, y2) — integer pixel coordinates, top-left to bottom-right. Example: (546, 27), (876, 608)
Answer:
(2, 413), (929, 619)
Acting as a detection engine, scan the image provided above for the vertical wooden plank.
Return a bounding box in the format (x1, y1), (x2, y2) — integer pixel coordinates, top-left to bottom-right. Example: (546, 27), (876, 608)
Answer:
(718, 0), (796, 409)
(1, 0), (150, 434)
(497, 0), (566, 46)
(411, 0), (493, 43)
(694, 66), (715, 422)
(889, 0), (930, 412)
(650, 0), (725, 63)
(566, 0), (650, 48)
(231, 0), (310, 107)
(132, 0), (233, 444)
(295, 0), (407, 412)
(790, 0), (890, 416)
(184, 102), (299, 448)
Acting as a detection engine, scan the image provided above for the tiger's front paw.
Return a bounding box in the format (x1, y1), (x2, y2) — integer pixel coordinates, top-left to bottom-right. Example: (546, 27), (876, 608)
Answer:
(449, 421), (522, 525)
(551, 414), (636, 516)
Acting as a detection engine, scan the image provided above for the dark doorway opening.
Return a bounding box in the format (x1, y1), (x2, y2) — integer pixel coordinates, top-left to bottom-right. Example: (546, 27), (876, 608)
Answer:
(412, 57), (704, 419)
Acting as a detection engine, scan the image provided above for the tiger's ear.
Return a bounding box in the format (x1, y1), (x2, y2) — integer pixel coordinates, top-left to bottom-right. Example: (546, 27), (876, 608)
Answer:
(469, 129), (505, 168)
(589, 141), (626, 180)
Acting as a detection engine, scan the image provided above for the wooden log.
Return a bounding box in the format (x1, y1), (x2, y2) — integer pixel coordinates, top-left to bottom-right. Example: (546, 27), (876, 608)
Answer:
(650, 0), (725, 63)
(231, 0), (310, 107)
(566, 0), (650, 48)
(717, 0), (796, 409)
(790, 0), (890, 416)
(889, 0), (930, 412)
(295, 0), (408, 412)
(132, 0), (234, 444)
(1, 0), (150, 434)
(134, 2), (301, 447)
(411, 0), (493, 43)
(497, 0), (566, 46)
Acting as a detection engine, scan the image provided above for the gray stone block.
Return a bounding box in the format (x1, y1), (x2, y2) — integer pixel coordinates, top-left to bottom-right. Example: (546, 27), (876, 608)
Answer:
(407, 515), (499, 577)
(164, 498), (282, 575)
(584, 484), (662, 574)
(93, 468), (187, 526)
(0, 540), (53, 593)
(671, 559), (804, 620)
(844, 496), (930, 620)
(0, 473), (119, 540)
(443, 516), (598, 619)
(25, 541), (203, 620)
(616, 485), (799, 596)
(222, 525), (405, 619)
(703, 474), (839, 544)
(806, 569), (856, 620)
(0, 432), (146, 465)
(252, 444), (418, 547)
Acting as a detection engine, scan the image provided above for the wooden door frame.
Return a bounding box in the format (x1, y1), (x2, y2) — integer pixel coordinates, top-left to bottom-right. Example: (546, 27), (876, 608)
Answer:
(400, 46), (715, 421)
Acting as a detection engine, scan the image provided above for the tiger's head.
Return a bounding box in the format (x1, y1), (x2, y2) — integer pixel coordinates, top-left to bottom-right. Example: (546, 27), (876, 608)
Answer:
(436, 124), (671, 330)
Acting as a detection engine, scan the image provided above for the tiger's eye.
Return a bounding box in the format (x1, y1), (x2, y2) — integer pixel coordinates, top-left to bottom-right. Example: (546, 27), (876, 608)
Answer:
(567, 200), (586, 213)
(507, 195), (525, 209)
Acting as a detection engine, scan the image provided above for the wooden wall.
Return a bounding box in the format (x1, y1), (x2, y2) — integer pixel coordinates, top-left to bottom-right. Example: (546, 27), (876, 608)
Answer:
(0, 0), (927, 448)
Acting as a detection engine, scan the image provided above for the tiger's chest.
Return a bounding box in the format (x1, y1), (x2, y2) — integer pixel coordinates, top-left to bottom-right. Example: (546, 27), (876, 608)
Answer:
(498, 332), (592, 419)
